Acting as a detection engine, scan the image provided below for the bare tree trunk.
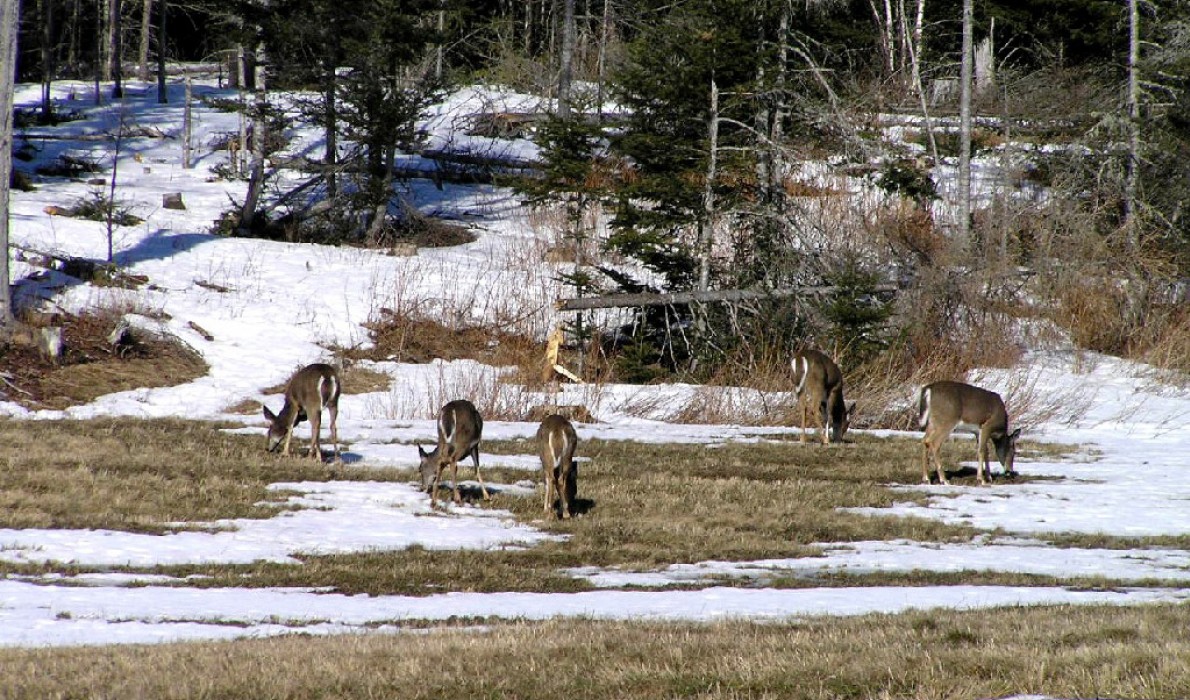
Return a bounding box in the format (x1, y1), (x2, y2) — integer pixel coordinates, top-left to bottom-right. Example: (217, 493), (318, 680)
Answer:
(557, 0), (575, 117)
(239, 45), (267, 232)
(111, 0), (124, 98)
(366, 146), (396, 242)
(911, 0), (924, 90)
(434, 2), (444, 81)
(40, 0), (54, 122)
(1124, 0), (1139, 244)
(67, 0), (81, 76)
(699, 80), (719, 293)
(138, 0), (151, 81)
(94, 12), (103, 105)
(771, 4), (789, 193)
(0, 0), (21, 331)
(906, 0), (938, 164)
(156, 0), (167, 102)
(958, 0), (973, 248)
(101, 0), (112, 81)
(182, 75), (192, 168)
(322, 51), (337, 197)
(595, 0), (611, 119)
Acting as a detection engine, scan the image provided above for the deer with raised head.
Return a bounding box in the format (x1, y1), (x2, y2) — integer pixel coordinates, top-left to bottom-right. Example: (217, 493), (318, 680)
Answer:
(262, 363), (341, 462)
(919, 380), (1021, 486)
(418, 399), (488, 507)
(537, 414), (579, 520)
(791, 349), (855, 444)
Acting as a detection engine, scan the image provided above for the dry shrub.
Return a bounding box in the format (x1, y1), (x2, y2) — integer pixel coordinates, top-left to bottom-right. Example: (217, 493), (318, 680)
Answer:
(665, 385), (788, 426)
(0, 306), (206, 410)
(1053, 275), (1133, 355)
(975, 363), (1094, 432)
(879, 201), (949, 266)
(1140, 305), (1190, 381)
(350, 310), (542, 383)
(379, 360), (540, 421)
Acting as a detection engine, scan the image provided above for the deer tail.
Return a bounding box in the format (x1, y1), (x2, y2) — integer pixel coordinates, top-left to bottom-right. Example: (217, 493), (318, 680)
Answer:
(793, 356), (809, 396)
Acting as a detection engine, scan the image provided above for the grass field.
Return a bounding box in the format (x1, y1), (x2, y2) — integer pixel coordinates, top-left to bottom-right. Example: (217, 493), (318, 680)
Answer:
(2, 417), (1186, 697)
(4, 606), (1190, 698)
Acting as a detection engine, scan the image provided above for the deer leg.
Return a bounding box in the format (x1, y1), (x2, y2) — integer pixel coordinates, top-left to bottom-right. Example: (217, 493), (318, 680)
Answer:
(430, 461), (446, 508)
(281, 422), (294, 457)
(557, 468), (572, 520)
(472, 446), (490, 500)
(309, 409), (322, 462)
(924, 432), (950, 485)
(922, 440), (932, 484)
(977, 431), (990, 485)
(819, 399), (830, 445)
(450, 458), (463, 504)
(799, 400), (809, 444)
(328, 403), (340, 462)
(543, 466), (554, 514)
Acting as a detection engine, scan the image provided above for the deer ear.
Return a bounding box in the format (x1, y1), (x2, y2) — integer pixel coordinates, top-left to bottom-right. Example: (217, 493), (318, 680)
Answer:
(263, 405), (276, 421)
(846, 402), (857, 416)
(417, 444), (427, 458)
(1009, 428), (1022, 441)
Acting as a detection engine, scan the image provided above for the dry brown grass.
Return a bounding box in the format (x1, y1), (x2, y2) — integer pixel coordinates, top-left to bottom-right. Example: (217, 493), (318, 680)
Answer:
(0, 418), (338, 532)
(6, 605), (1190, 699)
(0, 416), (1078, 586)
(175, 435), (1079, 595)
(0, 309), (207, 410)
(349, 310), (542, 376)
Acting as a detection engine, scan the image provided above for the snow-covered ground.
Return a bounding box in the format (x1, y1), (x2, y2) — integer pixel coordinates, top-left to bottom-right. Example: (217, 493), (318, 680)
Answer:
(3, 79), (1189, 649)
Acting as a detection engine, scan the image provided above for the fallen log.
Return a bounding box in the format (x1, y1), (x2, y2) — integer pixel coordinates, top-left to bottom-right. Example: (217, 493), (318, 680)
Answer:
(556, 285), (897, 311)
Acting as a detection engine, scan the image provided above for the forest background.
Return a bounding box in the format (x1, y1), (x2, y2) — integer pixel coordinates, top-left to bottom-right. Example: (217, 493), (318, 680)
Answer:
(9, 0), (1190, 394)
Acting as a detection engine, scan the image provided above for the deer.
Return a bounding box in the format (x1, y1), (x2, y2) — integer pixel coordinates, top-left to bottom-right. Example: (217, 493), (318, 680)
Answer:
(537, 414), (579, 520)
(919, 380), (1021, 486)
(262, 363), (341, 462)
(418, 399), (488, 508)
(791, 349), (855, 445)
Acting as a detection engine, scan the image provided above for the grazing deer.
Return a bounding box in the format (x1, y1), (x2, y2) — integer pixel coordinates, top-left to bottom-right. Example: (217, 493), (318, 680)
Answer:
(262, 363), (341, 462)
(537, 414), (579, 520)
(418, 399), (488, 507)
(791, 349), (855, 444)
(919, 380), (1021, 486)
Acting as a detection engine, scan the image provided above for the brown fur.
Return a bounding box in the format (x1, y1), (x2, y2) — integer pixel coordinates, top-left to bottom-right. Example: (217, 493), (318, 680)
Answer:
(537, 414), (579, 519)
(418, 400), (486, 507)
(791, 349), (854, 444)
(919, 380), (1021, 485)
(262, 363), (341, 462)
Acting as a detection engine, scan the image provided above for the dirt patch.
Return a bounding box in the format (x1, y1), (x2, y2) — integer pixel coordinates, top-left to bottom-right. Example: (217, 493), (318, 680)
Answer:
(0, 312), (208, 411)
(346, 312), (540, 379)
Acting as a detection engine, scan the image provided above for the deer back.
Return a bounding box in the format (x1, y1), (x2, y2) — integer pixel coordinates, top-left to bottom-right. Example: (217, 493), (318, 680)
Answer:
(264, 363), (340, 449)
(920, 380), (1008, 434)
(419, 400), (483, 487)
(437, 399), (483, 458)
(793, 349), (852, 440)
(537, 414), (578, 473)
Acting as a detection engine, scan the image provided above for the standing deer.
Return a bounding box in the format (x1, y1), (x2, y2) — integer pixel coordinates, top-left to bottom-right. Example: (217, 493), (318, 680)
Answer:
(791, 349), (855, 444)
(919, 380), (1021, 486)
(262, 363), (341, 462)
(537, 414), (579, 520)
(418, 399), (488, 507)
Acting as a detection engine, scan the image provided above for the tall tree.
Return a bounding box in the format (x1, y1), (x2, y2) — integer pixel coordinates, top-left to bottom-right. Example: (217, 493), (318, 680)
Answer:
(0, 0), (20, 332)
(957, 0), (972, 247)
(39, 0), (54, 121)
(138, 0), (152, 81)
(556, 0), (575, 117)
